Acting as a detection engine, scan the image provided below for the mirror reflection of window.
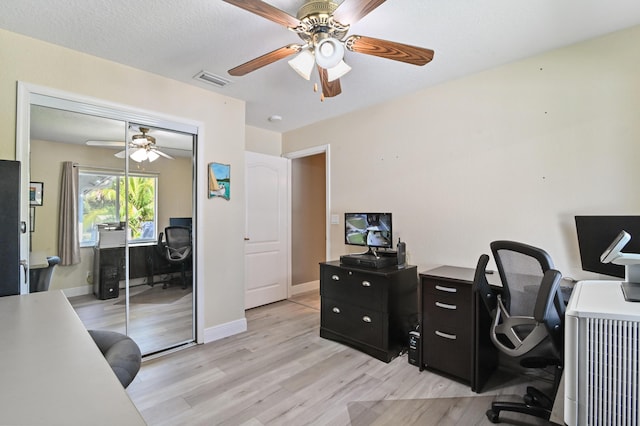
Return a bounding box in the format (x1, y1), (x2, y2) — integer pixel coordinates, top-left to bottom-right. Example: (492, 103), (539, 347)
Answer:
(79, 170), (158, 246)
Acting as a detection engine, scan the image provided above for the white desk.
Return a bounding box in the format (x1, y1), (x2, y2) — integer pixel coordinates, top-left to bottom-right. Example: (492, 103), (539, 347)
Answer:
(0, 291), (146, 425)
(564, 280), (640, 426)
(29, 250), (49, 269)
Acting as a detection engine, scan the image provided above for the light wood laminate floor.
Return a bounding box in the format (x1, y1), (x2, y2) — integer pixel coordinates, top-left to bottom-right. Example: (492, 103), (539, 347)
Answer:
(126, 291), (557, 425)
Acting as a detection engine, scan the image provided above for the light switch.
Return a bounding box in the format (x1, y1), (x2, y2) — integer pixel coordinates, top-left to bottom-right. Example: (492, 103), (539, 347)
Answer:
(330, 214), (340, 225)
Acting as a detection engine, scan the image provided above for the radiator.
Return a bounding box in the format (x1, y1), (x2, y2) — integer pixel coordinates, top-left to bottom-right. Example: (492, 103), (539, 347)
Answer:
(565, 281), (640, 426)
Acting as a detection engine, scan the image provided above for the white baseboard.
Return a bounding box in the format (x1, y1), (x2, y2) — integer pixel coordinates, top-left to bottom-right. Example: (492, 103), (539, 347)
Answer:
(203, 317), (247, 344)
(290, 280), (319, 295)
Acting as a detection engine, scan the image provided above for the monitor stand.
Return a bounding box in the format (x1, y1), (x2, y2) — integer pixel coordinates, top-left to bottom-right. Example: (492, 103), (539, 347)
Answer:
(621, 265), (640, 302)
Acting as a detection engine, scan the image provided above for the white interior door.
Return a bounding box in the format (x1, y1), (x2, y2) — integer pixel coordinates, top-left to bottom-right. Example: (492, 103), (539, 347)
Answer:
(245, 152), (289, 309)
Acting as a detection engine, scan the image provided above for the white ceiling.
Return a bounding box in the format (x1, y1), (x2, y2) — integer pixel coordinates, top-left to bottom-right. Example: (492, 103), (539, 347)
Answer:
(2, 0), (640, 133)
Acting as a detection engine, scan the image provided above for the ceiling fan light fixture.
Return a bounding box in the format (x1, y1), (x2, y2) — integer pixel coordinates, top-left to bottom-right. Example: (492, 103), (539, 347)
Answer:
(147, 150), (160, 162)
(314, 37), (344, 69)
(327, 59), (351, 82)
(130, 148), (148, 163)
(288, 49), (315, 80)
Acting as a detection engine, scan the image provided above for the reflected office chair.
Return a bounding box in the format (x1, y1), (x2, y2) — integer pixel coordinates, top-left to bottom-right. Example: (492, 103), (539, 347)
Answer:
(29, 256), (61, 293)
(474, 241), (566, 423)
(160, 226), (192, 289)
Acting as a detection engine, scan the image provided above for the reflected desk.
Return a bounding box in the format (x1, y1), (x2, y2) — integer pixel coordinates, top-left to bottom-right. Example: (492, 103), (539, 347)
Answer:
(0, 291), (145, 425)
(93, 243), (190, 299)
(29, 250), (49, 269)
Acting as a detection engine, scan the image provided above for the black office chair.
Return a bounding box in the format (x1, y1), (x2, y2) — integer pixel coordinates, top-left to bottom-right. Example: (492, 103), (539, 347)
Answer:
(474, 241), (565, 423)
(160, 226), (192, 289)
(29, 256), (61, 293)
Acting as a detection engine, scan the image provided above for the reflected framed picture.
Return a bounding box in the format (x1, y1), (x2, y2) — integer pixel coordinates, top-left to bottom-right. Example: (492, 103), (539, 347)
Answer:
(208, 162), (230, 200)
(29, 182), (44, 206)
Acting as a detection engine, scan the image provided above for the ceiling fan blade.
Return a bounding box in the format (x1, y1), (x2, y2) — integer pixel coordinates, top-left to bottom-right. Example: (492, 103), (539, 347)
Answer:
(346, 35), (434, 66)
(154, 149), (174, 160)
(86, 140), (125, 147)
(229, 44), (302, 76)
(317, 66), (342, 98)
(222, 0), (302, 29)
(333, 0), (387, 25)
(114, 149), (127, 158)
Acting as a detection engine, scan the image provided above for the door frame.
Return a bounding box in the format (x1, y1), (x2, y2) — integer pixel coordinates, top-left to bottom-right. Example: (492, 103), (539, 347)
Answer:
(15, 81), (205, 344)
(283, 144), (331, 277)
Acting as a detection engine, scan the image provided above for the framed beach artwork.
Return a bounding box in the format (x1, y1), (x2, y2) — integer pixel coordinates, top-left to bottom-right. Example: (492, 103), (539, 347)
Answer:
(208, 162), (230, 200)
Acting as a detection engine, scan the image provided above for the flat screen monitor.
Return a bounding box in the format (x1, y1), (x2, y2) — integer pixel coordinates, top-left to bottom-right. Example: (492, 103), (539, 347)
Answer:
(575, 216), (640, 278)
(345, 213), (392, 249)
(169, 217), (192, 231)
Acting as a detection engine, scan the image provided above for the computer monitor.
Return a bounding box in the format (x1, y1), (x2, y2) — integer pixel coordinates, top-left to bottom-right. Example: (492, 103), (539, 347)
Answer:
(344, 213), (392, 250)
(575, 215), (640, 278)
(169, 217), (192, 232)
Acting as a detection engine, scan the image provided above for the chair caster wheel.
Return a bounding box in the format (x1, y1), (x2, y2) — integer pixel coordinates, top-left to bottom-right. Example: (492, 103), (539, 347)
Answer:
(523, 394), (535, 406)
(486, 409), (500, 423)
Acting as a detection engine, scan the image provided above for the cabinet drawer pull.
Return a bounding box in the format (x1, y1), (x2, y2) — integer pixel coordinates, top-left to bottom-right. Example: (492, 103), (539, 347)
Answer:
(331, 275), (340, 281)
(332, 307), (341, 314)
(362, 316), (372, 323)
(361, 280), (371, 287)
(435, 285), (457, 293)
(435, 330), (457, 340)
(435, 301), (457, 310)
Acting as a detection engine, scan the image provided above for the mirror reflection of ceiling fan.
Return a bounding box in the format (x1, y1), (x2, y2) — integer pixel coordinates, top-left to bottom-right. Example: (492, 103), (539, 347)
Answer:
(223, 0), (435, 99)
(86, 127), (174, 162)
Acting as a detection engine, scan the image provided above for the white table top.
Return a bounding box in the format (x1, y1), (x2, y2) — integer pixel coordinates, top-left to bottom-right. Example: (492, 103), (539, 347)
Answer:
(567, 280), (640, 321)
(0, 291), (146, 425)
(29, 250), (49, 269)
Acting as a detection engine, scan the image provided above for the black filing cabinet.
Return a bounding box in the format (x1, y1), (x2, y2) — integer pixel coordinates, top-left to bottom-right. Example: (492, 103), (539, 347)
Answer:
(319, 261), (418, 362)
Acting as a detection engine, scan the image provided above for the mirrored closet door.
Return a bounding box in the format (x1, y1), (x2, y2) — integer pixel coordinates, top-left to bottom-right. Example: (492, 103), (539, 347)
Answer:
(28, 100), (196, 356)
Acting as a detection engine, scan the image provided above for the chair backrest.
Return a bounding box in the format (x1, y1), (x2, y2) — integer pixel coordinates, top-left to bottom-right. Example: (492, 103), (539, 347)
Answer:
(164, 226), (191, 249)
(30, 256), (61, 292)
(490, 240), (554, 317)
(473, 254), (497, 314)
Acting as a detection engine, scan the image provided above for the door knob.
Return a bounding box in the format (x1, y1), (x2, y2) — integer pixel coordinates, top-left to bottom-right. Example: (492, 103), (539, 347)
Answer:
(20, 259), (28, 284)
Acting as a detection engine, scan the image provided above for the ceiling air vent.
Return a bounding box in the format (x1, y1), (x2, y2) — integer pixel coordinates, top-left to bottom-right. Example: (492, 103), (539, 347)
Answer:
(193, 71), (231, 88)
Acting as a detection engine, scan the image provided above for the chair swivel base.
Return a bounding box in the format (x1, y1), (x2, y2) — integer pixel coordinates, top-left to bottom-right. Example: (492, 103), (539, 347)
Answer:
(486, 402), (551, 424)
(486, 386), (553, 424)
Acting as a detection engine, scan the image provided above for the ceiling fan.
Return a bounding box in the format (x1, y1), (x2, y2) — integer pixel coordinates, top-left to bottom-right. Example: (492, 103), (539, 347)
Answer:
(223, 0), (435, 99)
(87, 127), (174, 162)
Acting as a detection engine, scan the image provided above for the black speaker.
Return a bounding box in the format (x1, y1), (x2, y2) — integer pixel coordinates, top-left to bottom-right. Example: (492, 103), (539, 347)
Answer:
(408, 330), (420, 366)
(397, 239), (406, 267)
(98, 266), (120, 300)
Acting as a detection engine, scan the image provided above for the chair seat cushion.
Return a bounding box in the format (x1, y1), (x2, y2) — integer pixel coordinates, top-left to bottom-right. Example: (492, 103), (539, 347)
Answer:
(88, 330), (141, 388)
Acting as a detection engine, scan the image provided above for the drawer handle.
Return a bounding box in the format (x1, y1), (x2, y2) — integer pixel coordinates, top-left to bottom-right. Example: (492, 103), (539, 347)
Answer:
(435, 330), (457, 340)
(361, 281), (371, 287)
(435, 285), (457, 293)
(331, 275), (340, 281)
(362, 316), (372, 323)
(332, 307), (341, 314)
(435, 301), (457, 310)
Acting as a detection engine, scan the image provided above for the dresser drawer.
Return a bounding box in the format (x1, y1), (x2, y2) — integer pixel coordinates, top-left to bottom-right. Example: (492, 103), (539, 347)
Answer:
(423, 322), (471, 380)
(321, 297), (387, 349)
(422, 277), (469, 297)
(321, 265), (385, 311)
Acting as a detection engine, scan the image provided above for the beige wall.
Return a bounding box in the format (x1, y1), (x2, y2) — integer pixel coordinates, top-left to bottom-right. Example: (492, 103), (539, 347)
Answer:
(246, 125), (282, 156)
(291, 153), (326, 285)
(283, 25), (640, 281)
(0, 29), (246, 332)
(29, 139), (192, 292)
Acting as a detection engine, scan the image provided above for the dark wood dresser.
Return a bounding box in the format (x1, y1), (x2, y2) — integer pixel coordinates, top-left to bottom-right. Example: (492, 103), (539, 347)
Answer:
(319, 261), (418, 362)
